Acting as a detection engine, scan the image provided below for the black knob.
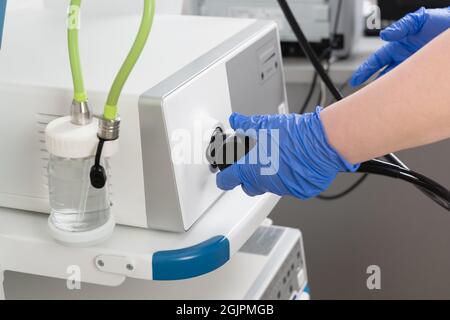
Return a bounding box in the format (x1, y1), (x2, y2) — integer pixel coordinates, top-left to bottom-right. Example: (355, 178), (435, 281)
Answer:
(206, 128), (256, 171)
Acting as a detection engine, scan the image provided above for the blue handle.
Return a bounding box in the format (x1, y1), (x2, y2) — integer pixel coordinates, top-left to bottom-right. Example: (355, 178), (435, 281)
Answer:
(152, 236), (230, 281)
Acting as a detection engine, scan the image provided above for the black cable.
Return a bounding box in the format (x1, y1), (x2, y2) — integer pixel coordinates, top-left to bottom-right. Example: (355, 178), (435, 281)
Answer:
(309, 0), (371, 201)
(278, 0), (411, 171)
(299, 0), (340, 115)
(94, 138), (105, 168)
(277, 0), (405, 175)
(90, 138), (107, 189)
(278, 0), (450, 210)
(278, 0), (344, 100)
(359, 160), (450, 210)
(318, 175), (369, 201)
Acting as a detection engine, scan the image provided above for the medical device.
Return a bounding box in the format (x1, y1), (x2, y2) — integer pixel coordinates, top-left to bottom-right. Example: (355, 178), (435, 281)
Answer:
(184, 0), (359, 58)
(2, 225), (308, 300)
(0, 3), (291, 292)
(0, 5), (287, 236)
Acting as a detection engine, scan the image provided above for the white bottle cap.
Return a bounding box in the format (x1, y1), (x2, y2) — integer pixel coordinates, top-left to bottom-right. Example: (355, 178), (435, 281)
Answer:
(45, 116), (118, 158)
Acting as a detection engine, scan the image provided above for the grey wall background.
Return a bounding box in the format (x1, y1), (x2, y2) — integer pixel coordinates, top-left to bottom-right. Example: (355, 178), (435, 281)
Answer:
(269, 83), (450, 299)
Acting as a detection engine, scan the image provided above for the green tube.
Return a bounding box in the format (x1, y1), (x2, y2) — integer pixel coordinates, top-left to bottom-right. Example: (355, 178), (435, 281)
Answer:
(103, 0), (156, 120)
(68, 0), (88, 102)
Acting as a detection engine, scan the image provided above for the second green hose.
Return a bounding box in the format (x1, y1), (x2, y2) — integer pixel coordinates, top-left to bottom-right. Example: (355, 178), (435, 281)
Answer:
(104, 0), (156, 120)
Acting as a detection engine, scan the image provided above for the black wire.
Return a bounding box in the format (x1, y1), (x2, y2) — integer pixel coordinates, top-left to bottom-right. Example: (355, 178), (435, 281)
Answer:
(293, 0), (370, 200)
(278, 0), (344, 100)
(359, 160), (450, 210)
(318, 175), (369, 201)
(317, 0), (371, 201)
(366, 159), (450, 200)
(278, 0), (450, 210)
(299, 0), (340, 115)
(94, 138), (105, 167)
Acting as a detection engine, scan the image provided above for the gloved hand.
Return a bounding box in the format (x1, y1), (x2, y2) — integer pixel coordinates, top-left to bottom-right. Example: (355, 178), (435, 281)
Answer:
(350, 6), (450, 86)
(216, 108), (359, 200)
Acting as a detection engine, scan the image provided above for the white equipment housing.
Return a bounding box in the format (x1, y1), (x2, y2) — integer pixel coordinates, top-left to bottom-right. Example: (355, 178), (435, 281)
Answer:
(0, 9), (288, 232)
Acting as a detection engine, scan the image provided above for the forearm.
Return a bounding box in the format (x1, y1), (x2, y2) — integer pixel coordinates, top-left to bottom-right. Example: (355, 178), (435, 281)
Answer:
(321, 29), (450, 164)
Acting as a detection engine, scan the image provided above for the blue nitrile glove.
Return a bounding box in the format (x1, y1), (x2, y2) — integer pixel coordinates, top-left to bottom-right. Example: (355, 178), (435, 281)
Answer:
(216, 108), (360, 200)
(350, 6), (450, 87)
